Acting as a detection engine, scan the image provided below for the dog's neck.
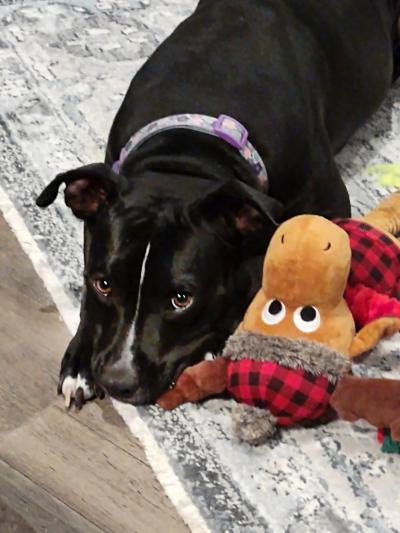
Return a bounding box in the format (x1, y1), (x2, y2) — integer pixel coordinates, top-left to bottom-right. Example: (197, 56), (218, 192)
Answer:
(119, 129), (266, 191)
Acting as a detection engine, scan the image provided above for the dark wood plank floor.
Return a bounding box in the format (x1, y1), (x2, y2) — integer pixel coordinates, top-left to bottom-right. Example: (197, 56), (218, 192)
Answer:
(0, 213), (188, 533)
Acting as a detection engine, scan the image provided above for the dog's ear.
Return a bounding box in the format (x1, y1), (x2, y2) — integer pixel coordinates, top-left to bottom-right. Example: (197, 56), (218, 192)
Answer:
(36, 163), (120, 219)
(189, 180), (283, 241)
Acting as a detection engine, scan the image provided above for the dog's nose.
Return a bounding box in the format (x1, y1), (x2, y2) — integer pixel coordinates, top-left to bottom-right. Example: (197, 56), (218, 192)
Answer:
(97, 363), (139, 401)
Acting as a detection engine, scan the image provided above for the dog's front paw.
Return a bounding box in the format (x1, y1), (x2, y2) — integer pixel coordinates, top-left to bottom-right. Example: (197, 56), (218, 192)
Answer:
(58, 371), (97, 409)
(57, 337), (103, 410)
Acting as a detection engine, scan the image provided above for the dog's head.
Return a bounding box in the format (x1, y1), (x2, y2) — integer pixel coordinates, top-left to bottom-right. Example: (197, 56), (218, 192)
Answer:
(37, 163), (282, 403)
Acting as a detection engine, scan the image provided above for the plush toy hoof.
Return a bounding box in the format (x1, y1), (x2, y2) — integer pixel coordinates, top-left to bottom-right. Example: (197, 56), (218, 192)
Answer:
(232, 404), (277, 445)
(381, 434), (400, 454)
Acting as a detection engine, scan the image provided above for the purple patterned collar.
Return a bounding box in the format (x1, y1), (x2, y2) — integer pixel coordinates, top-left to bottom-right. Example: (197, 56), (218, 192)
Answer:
(112, 114), (268, 190)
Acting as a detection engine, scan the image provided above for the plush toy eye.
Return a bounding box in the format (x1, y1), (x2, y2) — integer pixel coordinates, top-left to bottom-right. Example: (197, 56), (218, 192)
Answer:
(293, 305), (320, 333)
(171, 292), (193, 311)
(262, 299), (286, 325)
(93, 278), (112, 296)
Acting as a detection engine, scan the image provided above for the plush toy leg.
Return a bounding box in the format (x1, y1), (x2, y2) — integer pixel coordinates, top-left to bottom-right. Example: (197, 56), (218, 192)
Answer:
(348, 317), (400, 357)
(391, 419), (400, 441)
(157, 358), (228, 409)
(360, 192), (400, 242)
(232, 404), (277, 445)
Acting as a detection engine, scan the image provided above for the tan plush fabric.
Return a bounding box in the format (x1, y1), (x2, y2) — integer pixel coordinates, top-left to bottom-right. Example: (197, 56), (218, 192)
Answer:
(240, 215), (356, 354)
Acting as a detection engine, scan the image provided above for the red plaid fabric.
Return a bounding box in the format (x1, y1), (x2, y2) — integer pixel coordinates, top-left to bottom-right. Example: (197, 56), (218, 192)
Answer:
(345, 284), (400, 328)
(335, 219), (400, 298)
(227, 359), (335, 426)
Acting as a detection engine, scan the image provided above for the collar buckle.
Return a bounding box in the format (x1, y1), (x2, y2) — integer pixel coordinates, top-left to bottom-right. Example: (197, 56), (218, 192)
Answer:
(212, 114), (249, 150)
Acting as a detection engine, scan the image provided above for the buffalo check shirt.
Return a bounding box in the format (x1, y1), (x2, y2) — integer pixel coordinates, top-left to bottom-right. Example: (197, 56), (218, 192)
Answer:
(227, 358), (335, 426)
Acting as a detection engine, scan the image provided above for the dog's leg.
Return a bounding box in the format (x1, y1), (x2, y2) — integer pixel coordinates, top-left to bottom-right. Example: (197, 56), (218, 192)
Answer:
(58, 331), (97, 409)
(310, 135), (351, 219)
(283, 137), (351, 220)
(394, 12), (400, 81)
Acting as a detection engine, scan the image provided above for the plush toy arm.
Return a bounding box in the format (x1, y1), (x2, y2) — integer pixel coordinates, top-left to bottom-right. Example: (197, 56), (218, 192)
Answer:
(345, 284), (400, 328)
(232, 403), (277, 445)
(156, 357), (228, 410)
(330, 374), (400, 441)
(348, 317), (400, 357)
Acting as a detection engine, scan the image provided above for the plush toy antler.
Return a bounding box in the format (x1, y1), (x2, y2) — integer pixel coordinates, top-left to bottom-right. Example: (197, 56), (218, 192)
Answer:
(330, 374), (400, 442)
(157, 358), (228, 410)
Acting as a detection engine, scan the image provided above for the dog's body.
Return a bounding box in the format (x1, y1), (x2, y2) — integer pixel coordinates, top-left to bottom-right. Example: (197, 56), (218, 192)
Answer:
(37, 0), (400, 406)
(106, 0), (395, 219)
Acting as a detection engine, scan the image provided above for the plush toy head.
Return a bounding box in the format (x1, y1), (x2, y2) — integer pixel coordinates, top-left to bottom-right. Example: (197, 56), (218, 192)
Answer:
(240, 214), (355, 354)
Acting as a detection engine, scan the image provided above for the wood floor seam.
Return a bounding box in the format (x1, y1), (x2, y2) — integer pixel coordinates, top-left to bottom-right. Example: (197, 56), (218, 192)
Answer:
(0, 458), (106, 533)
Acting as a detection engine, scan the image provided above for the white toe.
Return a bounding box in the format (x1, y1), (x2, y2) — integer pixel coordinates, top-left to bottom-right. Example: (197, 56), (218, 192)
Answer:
(61, 374), (94, 406)
(76, 373), (94, 399)
(62, 376), (77, 407)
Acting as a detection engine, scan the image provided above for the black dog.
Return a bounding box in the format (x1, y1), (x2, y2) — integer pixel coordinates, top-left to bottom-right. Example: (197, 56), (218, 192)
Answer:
(37, 0), (400, 407)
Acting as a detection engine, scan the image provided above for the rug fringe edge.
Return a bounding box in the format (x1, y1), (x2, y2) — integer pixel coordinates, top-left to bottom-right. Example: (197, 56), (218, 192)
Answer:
(112, 401), (211, 533)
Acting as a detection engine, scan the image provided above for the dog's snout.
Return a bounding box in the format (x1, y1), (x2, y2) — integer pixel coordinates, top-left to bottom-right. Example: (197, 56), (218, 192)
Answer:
(97, 363), (139, 401)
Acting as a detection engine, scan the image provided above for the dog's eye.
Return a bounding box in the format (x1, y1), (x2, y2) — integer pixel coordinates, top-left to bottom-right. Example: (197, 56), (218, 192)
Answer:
(171, 292), (193, 311)
(293, 305), (320, 333)
(262, 299), (286, 325)
(93, 278), (112, 296)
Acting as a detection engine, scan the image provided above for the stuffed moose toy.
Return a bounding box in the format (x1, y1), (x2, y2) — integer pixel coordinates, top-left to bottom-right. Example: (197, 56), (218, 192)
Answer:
(157, 193), (400, 446)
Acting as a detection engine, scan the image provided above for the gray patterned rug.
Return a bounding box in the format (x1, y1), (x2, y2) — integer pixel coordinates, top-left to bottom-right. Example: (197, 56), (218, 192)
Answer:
(1, 1), (400, 531)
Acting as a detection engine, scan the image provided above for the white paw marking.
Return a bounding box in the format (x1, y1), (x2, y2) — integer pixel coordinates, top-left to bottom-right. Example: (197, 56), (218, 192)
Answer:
(61, 374), (94, 407)
(76, 374), (92, 398)
(62, 376), (76, 408)
(204, 352), (216, 361)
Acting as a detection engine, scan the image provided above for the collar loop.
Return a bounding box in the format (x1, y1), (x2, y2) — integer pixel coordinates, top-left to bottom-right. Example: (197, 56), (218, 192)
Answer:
(112, 114), (268, 190)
